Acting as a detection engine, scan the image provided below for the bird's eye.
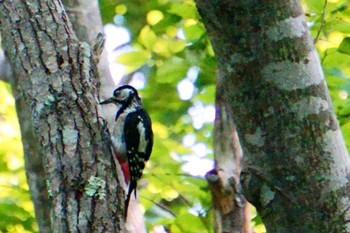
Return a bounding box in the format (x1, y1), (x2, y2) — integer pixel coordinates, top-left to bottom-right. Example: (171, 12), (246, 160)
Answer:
(113, 91), (121, 98)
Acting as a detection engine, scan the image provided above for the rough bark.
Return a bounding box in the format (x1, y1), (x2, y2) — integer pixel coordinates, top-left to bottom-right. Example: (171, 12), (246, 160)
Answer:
(196, 0), (350, 232)
(206, 78), (252, 233)
(0, 1), (117, 231)
(0, 1), (124, 232)
(61, 1), (146, 232)
(61, 0), (116, 103)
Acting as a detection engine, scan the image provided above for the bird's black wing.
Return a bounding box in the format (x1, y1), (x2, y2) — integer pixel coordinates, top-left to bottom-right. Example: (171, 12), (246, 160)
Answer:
(123, 109), (153, 215)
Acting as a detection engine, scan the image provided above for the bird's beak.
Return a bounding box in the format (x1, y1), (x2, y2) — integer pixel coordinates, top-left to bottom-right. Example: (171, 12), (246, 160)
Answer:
(99, 97), (115, 105)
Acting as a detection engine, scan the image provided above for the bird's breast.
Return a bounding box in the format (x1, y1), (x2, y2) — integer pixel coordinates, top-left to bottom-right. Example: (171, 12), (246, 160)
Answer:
(111, 112), (127, 158)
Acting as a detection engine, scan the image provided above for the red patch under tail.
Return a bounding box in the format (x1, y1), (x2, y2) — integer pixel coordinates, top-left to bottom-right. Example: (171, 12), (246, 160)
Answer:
(115, 152), (130, 184)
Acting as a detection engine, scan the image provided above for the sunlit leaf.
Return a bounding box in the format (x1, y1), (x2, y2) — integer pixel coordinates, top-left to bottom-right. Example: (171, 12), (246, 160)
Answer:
(168, 3), (196, 19)
(183, 24), (205, 42)
(153, 38), (171, 56)
(139, 26), (157, 50)
(116, 50), (151, 73)
(174, 212), (206, 232)
(147, 10), (164, 26)
(338, 37), (350, 55)
(168, 40), (187, 54)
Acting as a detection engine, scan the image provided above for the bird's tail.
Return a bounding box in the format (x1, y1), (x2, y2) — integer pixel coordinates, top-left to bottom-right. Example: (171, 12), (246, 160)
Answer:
(124, 181), (137, 219)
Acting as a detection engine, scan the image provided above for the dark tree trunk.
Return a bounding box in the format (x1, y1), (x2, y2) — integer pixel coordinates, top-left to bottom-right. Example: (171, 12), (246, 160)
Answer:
(196, 0), (350, 232)
(0, 1), (124, 232)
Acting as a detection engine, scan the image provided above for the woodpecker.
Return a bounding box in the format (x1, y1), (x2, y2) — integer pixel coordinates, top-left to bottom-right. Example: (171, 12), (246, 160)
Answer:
(100, 85), (153, 217)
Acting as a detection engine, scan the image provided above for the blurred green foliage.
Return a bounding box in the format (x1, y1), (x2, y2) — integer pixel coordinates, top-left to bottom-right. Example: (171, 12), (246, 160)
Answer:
(0, 81), (37, 232)
(0, 0), (349, 232)
(110, 1), (216, 232)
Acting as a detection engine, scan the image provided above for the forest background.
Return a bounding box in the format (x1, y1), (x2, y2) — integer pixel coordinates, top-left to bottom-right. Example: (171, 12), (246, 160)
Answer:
(1, 0), (350, 232)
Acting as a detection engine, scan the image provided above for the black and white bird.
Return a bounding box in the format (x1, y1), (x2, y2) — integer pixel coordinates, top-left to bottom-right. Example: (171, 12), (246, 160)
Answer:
(100, 85), (153, 217)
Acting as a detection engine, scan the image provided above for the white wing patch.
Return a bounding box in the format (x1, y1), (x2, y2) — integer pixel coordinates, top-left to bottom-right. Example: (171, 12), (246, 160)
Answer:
(137, 116), (148, 153)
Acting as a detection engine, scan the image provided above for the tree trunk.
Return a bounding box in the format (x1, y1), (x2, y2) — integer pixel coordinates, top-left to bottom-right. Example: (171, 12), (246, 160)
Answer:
(0, 1), (124, 232)
(196, 0), (350, 232)
(61, 0), (117, 106)
(60, 2), (147, 231)
(206, 79), (252, 233)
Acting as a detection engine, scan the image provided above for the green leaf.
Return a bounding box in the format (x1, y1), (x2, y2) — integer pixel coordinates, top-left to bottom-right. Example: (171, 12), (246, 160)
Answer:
(168, 3), (196, 19)
(194, 85), (215, 105)
(305, 0), (326, 12)
(339, 104), (350, 116)
(174, 212), (205, 232)
(139, 26), (157, 50)
(99, 0), (119, 24)
(325, 69), (348, 88)
(325, 11), (350, 34)
(341, 122), (350, 151)
(168, 40), (187, 53)
(116, 50), (151, 73)
(0, 201), (36, 231)
(156, 57), (189, 83)
(183, 24), (205, 42)
(152, 14), (182, 34)
(322, 50), (349, 67)
(338, 37), (350, 55)
(252, 214), (264, 226)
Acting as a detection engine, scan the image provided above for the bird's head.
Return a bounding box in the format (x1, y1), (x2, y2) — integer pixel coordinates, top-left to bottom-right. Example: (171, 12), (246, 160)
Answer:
(100, 85), (141, 107)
